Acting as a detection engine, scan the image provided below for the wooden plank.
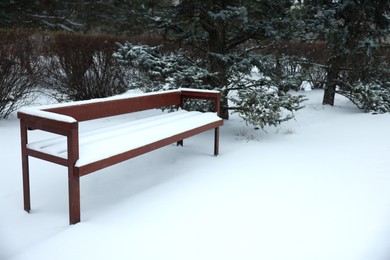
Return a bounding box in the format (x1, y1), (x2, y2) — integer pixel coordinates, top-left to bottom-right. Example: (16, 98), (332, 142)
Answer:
(20, 122), (31, 213)
(77, 120), (223, 176)
(18, 113), (78, 136)
(214, 127), (220, 156)
(67, 127), (80, 224)
(27, 148), (68, 166)
(45, 91), (182, 122)
(180, 89), (221, 116)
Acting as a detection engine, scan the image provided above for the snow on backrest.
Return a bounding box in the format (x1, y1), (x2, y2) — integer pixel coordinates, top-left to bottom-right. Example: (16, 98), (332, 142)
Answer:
(44, 91), (182, 122)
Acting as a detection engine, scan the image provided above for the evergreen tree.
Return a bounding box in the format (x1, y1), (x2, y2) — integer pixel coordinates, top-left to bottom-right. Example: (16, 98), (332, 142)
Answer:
(115, 0), (306, 129)
(302, 0), (390, 112)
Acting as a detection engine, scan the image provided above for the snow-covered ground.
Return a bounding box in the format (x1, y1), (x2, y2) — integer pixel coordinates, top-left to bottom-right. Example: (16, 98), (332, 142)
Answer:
(1, 89), (390, 260)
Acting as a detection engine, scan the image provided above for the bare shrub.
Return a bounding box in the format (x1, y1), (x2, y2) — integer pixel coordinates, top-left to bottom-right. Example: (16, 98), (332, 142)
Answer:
(0, 30), (38, 118)
(44, 33), (129, 101)
(258, 41), (329, 89)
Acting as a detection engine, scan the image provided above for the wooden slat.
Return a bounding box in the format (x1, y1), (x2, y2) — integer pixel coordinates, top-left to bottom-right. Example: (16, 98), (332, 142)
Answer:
(20, 122), (31, 212)
(78, 120), (223, 176)
(180, 89), (220, 100)
(27, 148), (68, 166)
(18, 113), (78, 136)
(180, 89), (221, 116)
(45, 91), (182, 122)
(67, 127), (80, 224)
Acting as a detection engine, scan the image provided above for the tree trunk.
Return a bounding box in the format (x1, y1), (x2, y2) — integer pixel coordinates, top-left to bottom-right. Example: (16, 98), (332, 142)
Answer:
(323, 55), (342, 106)
(208, 16), (229, 119)
(219, 89), (229, 120)
(323, 83), (336, 106)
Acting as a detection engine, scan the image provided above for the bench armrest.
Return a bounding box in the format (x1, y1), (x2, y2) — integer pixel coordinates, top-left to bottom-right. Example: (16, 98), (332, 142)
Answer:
(18, 108), (80, 166)
(179, 88), (221, 116)
(18, 108), (78, 136)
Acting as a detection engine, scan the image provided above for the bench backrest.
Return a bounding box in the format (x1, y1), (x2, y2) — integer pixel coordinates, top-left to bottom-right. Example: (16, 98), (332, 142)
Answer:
(44, 91), (182, 122)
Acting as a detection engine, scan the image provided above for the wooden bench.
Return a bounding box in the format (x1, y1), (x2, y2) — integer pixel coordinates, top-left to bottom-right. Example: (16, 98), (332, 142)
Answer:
(18, 88), (223, 224)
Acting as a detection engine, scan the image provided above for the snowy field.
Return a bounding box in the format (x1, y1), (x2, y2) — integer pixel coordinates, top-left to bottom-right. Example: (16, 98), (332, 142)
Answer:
(1, 89), (390, 260)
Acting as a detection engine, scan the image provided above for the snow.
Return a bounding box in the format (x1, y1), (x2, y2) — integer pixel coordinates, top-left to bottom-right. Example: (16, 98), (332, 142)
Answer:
(179, 87), (220, 93)
(1, 89), (390, 260)
(20, 88), (212, 114)
(24, 89), (179, 111)
(18, 108), (77, 123)
(27, 110), (222, 167)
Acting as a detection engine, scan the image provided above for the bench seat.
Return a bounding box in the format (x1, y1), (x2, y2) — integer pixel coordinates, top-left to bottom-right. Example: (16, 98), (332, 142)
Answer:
(27, 110), (221, 168)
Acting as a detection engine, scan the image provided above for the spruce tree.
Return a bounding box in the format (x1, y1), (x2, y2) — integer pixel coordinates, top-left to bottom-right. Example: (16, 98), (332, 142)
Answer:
(115, 0), (306, 129)
(302, 0), (390, 112)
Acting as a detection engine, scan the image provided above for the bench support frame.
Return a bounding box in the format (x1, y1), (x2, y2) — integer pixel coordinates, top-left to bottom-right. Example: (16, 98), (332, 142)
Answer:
(18, 89), (223, 224)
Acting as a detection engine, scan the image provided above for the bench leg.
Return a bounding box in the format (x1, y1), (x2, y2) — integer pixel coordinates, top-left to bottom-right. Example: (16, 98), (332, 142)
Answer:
(177, 140), (184, 147)
(68, 167), (80, 224)
(22, 153), (31, 212)
(20, 123), (31, 212)
(214, 127), (219, 156)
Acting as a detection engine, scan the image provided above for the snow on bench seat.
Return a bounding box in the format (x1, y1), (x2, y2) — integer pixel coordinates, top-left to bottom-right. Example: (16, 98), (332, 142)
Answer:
(27, 110), (220, 167)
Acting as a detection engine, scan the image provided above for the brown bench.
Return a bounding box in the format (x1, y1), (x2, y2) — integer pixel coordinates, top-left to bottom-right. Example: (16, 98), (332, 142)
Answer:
(18, 88), (223, 224)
